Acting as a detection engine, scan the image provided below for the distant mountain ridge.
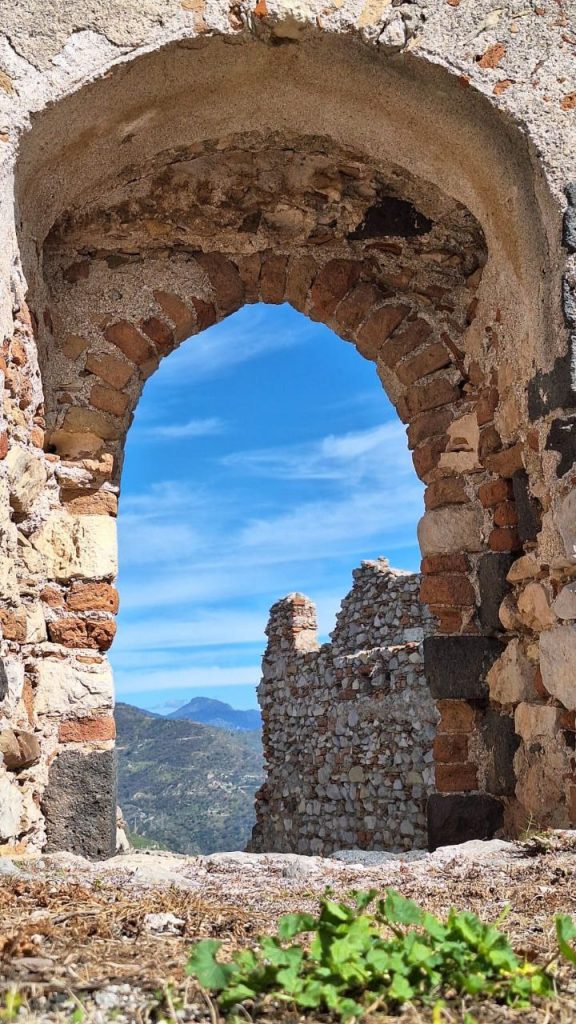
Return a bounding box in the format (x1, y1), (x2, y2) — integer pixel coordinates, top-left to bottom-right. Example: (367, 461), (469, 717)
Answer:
(167, 696), (261, 731)
(116, 702), (263, 854)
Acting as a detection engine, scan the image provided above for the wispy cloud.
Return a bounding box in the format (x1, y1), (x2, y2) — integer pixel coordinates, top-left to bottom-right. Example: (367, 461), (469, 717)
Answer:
(115, 664), (262, 694)
(136, 417), (226, 440)
(160, 304), (311, 384)
(222, 422), (409, 482)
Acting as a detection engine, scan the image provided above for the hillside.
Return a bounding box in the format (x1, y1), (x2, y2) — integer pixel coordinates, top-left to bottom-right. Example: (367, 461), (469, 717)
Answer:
(115, 702), (263, 855)
(168, 695), (261, 731)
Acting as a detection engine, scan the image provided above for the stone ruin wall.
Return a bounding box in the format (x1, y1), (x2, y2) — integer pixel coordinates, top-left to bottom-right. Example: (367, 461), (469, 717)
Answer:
(250, 560), (438, 855)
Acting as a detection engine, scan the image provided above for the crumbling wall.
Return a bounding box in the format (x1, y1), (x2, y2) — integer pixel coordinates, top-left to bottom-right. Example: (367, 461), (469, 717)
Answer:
(250, 560), (438, 855)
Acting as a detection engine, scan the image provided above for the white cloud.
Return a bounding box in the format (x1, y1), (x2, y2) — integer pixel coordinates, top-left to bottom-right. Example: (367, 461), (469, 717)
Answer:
(114, 664), (262, 694)
(135, 417), (225, 440)
(159, 304), (308, 384)
(222, 421), (410, 483)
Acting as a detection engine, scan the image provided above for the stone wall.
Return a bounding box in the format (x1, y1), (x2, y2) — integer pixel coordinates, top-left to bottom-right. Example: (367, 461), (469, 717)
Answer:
(250, 560), (437, 855)
(0, 0), (574, 857)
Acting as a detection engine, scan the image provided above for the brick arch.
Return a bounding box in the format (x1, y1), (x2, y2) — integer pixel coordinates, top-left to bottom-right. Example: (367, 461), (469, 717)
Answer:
(4, 19), (575, 856)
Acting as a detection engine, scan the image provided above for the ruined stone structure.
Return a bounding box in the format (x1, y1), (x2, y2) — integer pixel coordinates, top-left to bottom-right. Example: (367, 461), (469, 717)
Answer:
(0, 0), (575, 856)
(250, 560), (437, 855)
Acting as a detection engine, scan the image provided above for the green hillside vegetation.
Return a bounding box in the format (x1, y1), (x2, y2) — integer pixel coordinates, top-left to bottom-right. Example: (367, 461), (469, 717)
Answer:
(115, 702), (264, 855)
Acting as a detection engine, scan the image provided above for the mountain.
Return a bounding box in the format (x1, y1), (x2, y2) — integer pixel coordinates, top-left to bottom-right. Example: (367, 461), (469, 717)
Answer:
(115, 702), (263, 855)
(167, 696), (261, 731)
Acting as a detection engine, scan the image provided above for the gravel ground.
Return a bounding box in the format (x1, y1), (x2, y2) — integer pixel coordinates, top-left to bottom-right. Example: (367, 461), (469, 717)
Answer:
(0, 835), (575, 1022)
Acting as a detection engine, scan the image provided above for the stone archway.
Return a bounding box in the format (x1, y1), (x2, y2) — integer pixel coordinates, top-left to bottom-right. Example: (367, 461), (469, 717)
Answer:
(1, 6), (575, 856)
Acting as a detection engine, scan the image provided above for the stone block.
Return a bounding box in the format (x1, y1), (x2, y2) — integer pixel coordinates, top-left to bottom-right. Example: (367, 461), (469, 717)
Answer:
(545, 416), (576, 478)
(356, 303), (408, 360)
(435, 762), (477, 792)
(487, 639), (537, 704)
(104, 321), (155, 365)
(539, 625), (576, 709)
(552, 582), (576, 620)
(424, 636), (504, 700)
(5, 446), (47, 515)
(512, 470), (541, 542)
(427, 793), (504, 851)
(479, 707), (519, 796)
(478, 552), (512, 635)
(0, 729), (40, 769)
(514, 702), (563, 741)
(418, 505), (483, 556)
(0, 772), (24, 842)
(517, 582), (555, 630)
(85, 352), (134, 389)
(31, 513), (117, 581)
(66, 582), (119, 613)
(42, 749), (116, 859)
(34, 658), (114, 717)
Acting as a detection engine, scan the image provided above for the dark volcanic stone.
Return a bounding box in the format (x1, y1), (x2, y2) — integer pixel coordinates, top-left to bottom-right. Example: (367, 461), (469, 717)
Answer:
(348, 197), (432, 239)
(512, 470), (541, 542)
(545, 416), (576, 478)
(563, 184), (576, 254)
(528, 350), (576, 419)
(478, 553), (513, 635)
(0, 661), (8, 702)
(427, 793), (504, 851)
(424, 636), (504, 700)
(480, 707), (520, 796)
(42, 749), (116, 859)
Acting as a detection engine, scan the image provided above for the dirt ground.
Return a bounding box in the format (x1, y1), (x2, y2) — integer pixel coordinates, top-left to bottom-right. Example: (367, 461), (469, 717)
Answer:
(0, 836), (575, 1023)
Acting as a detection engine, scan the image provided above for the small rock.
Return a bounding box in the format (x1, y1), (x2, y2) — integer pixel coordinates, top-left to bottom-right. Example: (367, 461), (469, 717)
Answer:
(143, 912), (184, 935)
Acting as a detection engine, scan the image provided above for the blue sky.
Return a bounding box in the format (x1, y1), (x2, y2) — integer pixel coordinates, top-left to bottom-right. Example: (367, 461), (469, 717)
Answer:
(111, 303), (423, 713)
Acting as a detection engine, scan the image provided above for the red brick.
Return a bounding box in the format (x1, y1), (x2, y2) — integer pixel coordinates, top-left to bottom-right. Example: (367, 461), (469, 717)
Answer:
(412, 436), (448, 479)
(437, 700), (476, 733)
(67, 582), (119, 613)
(140, 316), (175, 355)
(104, 321), (155, 366)
(435, 762), (477, 792)
(402, 377), (460, 417)
(85, 352), (133, 390)
(478, 478), (513, 508)
(489, 527), (521, 551)
(86, 619), (116, 651)
(379, 318), (432, 368)
(424, 477), (468, 510)
(191, 297), (217, 331)
(478, 425), (502, 460)
(196, 253), (244, 313)
(407, 408), (453, 448)
(153, 290), (196, 341)
(0, 432), (8, 460)
(309, 260), (362, 319)
(40, 586), (65, 608)
(476, 387), (499, 425)
(420, 574), (475, 607)
(421, 553), (469, 575)
(90, 385), (129, 417)
(59, 716), (116, 743)
(484, 443), (524, 477)
(235, 254), (262, 304)
(284, 256), (316, 311)
(22, 678), (34, 724)
(433, 733), (469, 763)
(493, 501), (518, 527)
(396, 343), (451, 385)
(334, 282), (386, 334)
(356, 303), (409, 360)
(260, 254), (287, 304)
(431, 606), (477, 634)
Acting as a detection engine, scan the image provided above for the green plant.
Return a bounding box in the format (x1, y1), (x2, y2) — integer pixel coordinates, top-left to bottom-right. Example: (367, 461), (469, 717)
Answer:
(186, 889), (568, 1021)
(0, 989), (23, 1022)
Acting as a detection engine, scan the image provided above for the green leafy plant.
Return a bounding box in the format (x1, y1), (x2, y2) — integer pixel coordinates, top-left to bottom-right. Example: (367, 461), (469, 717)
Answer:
(186, 889), (569, 1021)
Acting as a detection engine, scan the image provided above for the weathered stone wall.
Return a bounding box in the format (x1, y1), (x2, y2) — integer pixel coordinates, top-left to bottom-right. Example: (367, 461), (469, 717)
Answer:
(0, 0), (573, 856)
(250, 560), (437, 855)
